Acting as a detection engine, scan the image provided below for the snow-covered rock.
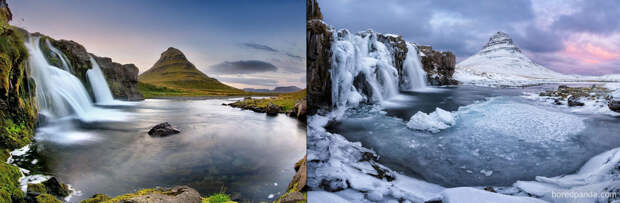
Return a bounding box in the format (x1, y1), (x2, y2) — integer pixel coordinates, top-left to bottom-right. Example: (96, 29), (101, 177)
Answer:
(406, 107), (455, 133)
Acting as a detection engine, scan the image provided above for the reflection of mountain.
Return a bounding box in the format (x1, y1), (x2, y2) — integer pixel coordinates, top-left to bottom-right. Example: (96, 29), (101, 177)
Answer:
(138, 47), (243, 96)
(243, 86), (302, 93)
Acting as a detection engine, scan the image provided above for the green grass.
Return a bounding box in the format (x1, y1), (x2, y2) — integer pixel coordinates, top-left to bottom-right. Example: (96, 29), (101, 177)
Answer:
(35, 194), (62, 203)
(229, 89), (306, 112)
(201, 193), (235, 203)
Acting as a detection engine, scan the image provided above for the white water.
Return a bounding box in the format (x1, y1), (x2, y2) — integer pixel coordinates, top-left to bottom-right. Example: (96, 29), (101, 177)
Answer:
(330, 30), (426, 111)
(403, 43), (428, 90)
(87, 56), (115, 104)
(25, 36), (126, 122)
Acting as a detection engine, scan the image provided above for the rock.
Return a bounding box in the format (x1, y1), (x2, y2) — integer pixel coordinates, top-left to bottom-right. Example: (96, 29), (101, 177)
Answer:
(567, 96), (584, 107)
(307, 0), (333, 114)
(121, 186), (201, 203)
(419, 45), (458, 86)
(148, 122), (180, 137)
(558, 85), (568, 89)
(266, 102), (280, 116)
(289, 99), (307, 120)
(42, 177), (70, 197)
(553, 99), (562, 105)
(288, 156), (307, 192)
(279, 191), (305, 203)
(92, 55), (144, 101)
(609, 100), (620, 112)
(484, 186), (496, 193)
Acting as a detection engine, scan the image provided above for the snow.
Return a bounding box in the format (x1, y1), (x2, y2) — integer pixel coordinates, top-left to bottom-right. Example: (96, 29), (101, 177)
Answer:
(513, 147), (620, 203)
(308, 191), (352, 203)
(406, 107), (455, 133)
(441, 187), (547, 203)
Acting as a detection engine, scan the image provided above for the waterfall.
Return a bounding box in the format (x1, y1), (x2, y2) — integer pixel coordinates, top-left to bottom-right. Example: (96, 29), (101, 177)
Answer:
(87, 56), (115, 104)
(45, 39), (72, 72)
(403, 43), (428, 90)
(330, 29), (419, 110)
(25, 36), (126, 122)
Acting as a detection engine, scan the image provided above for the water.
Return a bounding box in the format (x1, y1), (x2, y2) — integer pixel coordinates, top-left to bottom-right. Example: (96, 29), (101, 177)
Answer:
(326, 85), (620, 187)
(26, 98), (305, 202)
(45, 39), (72, 72)
(87, 56), (115, 105)
(402, 43), (427, 90)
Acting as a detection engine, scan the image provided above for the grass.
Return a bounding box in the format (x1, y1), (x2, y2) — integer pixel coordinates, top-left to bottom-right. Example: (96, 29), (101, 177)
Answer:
(201, 193), (235, 203)
(80, 189), (238, 203)
(229, 89), (306, 112)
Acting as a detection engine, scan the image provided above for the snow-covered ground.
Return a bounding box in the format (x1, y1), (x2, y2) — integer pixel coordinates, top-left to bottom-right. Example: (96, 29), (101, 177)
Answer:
(309, 110), (620, 202)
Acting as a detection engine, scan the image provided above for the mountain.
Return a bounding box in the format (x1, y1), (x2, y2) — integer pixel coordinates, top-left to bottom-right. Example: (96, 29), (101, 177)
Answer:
(138, 47), (243, 97)
(455, 32), (568, 86)
(243, 86), (302, 93)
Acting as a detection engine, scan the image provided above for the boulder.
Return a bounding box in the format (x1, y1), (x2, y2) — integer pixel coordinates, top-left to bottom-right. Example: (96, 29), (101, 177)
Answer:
(148, 122), (180, 137)
(288, 99), (307, 120)
(567, 96), (584, 107)
(266, 102), (280, 116)
(609, 100), (620, 112)
(42, 177), (70, 197)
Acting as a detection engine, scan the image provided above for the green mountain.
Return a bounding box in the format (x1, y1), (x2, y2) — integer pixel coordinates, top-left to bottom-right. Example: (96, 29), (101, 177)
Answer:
(138, 47), (243, 97)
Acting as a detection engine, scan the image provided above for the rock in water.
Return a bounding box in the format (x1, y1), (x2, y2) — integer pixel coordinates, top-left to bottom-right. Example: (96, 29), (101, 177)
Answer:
(42, 177), (70, 197)
(610, 100), (620, 112)
(266, 102), (280, 116)
(567, 96), (584, 107)
(148, 122), (180, 137)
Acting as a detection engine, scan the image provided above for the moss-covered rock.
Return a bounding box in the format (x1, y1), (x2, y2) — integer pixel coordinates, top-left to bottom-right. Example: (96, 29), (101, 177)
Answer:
(27, 183), (47, 194)
(41, 177), (70, 197)
(0, 0), (37, 155)
(201, 193), (236, 203)
(35, 193), (62, 203)
(0, 162), (25, 203)
(79, 194), (111, 203)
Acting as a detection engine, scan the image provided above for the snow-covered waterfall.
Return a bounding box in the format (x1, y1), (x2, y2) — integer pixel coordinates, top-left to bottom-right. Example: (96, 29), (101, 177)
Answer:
(330, 30), (425, 110)
(402, 43), (427, 90)
(87, 56), (115, 104)
(25, 36), (125, 122)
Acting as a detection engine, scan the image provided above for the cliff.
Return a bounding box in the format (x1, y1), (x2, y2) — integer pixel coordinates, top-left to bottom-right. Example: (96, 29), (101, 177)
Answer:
(0, 0), (38, 201)
(92, 56), (144, 100)
(36, 35), (143, 101)
(418, 45), (458, 85)
(306, 0), (333, 114)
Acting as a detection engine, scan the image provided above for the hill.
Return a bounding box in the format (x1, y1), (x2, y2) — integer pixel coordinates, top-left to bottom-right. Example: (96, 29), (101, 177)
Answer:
(138, 47), (244, 97)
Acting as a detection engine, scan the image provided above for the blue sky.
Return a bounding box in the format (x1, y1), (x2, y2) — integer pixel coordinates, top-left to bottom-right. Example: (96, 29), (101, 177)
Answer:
(319, 0), (620, 76)
(9, 0), (305, 89)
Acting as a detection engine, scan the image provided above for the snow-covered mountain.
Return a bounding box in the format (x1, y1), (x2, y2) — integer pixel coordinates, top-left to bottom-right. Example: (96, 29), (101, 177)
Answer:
(455, 32), (568, 86)
(455, 32), (620, 86)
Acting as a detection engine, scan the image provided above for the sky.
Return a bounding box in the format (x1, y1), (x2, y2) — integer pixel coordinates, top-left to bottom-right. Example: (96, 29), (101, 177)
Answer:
(319, 0), (620, 76)
(9, 0), (305, 89)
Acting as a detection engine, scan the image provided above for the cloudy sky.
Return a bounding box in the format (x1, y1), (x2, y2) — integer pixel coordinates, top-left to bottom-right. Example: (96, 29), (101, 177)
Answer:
(9, 0), (305, 89)
(319, 0), (620, 76)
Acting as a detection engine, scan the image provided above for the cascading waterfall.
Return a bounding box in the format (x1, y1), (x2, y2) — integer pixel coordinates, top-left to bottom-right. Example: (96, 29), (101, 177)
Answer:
(25, 36), (125, 122)
(45, 39), (72, 72)
(330, 29), (425, 110)
(87, 56), (115, 104)
(402, 43), (428, 90)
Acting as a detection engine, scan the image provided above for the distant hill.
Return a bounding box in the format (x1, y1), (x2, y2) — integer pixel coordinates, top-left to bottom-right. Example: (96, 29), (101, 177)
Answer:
(243, 86), (302, 93)
(138, 47), (243, 97)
